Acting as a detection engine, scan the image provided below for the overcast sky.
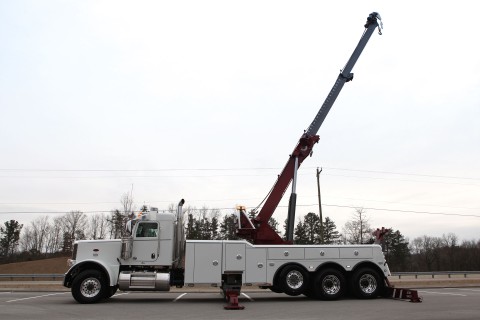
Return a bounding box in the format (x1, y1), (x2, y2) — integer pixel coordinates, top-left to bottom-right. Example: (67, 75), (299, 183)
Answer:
(1, 0), (479, 241)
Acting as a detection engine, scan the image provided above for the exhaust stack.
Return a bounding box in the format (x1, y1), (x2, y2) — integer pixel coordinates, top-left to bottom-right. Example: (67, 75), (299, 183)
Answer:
(172, 199), (185, 269)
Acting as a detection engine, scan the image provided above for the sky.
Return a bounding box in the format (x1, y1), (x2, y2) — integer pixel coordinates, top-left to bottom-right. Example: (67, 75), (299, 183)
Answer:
(1, 0), (479, 242)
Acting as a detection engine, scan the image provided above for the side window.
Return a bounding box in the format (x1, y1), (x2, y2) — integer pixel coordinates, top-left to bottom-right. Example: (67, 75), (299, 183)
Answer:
(135, 222), (158, 238)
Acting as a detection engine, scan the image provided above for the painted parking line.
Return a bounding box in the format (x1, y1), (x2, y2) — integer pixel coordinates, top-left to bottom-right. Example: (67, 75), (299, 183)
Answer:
(6, 292), (68, 303)
(0, 292), (12, 294)
(241, 293), (254, 301)
(458, 288), (480, 292)
(173, 293), (187, 302)
(418, 290), (467, 297)
(113, 292), (130, 297)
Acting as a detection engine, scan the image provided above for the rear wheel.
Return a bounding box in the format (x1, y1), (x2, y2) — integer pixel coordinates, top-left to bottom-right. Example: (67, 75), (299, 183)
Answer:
(72, 269), (107, 304)
(268, 286), (283, 293)
(351, 267), (384, 299)
(302, 285), (316, 299)
(277, 265), (309, 296)
(313, 268), (346, 300)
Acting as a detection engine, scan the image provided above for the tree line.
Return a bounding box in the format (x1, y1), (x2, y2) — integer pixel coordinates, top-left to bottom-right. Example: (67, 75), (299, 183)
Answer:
(1, 200), (479, 271)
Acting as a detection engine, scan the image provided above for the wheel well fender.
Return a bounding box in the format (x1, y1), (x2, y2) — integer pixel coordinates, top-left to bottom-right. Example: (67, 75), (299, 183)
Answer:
(314, 262), (347, 274)
(64, 260), (117, 287)
(350, 261), (386, 280)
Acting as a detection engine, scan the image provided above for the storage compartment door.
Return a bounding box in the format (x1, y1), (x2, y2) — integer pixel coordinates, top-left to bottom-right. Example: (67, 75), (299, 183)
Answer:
(224, 243), (246, 272)
(245, 248), (267, 283)
(193, 242), (222, 284)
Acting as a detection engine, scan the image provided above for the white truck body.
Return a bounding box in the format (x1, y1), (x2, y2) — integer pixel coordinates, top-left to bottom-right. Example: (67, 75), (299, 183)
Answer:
(64, 206), (391, 304)
(184, 240), (389, 286)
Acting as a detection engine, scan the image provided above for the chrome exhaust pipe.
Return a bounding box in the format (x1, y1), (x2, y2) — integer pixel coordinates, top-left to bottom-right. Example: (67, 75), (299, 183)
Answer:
(173, 199), (185, 268)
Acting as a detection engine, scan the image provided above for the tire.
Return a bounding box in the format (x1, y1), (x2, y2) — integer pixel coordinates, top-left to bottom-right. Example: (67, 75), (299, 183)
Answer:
(277, 265), (309, 296)
(312, 268), (346, 300)
(71, 269), (107, 304)
(268, 286), (283, 294)
(302, 285), (316, 299)
(105, 285), (118, 299)
(351, 267), (384, 299)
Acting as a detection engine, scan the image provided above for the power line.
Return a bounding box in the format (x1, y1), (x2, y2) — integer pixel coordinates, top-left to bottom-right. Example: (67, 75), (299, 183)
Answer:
(0, 168), (278, 172)
(319, 166), (480, 181)
(289, 204), (480, 218)
(0, 166), (478, 181)
(1, 203), (479, 218)
(1, 172), (479, 187)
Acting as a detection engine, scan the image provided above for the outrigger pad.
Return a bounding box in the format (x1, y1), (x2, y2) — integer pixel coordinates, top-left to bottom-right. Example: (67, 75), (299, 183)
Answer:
(386, 287), (422, 303)
(224, 289), (245, 310)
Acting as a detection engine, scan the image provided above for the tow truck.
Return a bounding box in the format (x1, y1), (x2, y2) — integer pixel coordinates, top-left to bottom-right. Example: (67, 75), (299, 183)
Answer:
(63, 12), (421, 308)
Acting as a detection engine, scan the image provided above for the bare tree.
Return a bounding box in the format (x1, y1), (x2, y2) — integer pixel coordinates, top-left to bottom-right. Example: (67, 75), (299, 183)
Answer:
(19, 216), (50, 254)
(88, 213), (109, 240)
(342, 208), (373, 244)
(19, 225), (34, 252)
(45, 216), (63, 253)
(120, 192), (134, 216)
(30, 216), (50, 253)
(442, 233), (459, 270)
(61, 211), (87, 252)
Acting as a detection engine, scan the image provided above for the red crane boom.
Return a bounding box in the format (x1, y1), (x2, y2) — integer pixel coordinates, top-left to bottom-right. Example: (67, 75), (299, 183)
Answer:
(237, 12), (383, 244)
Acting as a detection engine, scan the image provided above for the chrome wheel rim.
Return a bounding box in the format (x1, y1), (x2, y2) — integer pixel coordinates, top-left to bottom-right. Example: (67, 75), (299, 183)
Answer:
(286, 270), (304, 290)
(359, 274), (377, 294)
(80, 277), (102, 298)
(322, 275), (341, 295)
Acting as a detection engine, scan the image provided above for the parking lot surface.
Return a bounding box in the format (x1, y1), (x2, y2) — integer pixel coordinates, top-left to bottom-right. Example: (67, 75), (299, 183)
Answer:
(1, 288), (480, 320)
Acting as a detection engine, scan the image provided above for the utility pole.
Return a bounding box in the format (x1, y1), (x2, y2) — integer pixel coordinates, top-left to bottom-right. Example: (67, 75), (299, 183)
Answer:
(316, 167), (324, 244)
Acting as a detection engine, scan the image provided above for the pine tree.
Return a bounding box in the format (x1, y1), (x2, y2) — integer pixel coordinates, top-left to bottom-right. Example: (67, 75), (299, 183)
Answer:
(185, 213), (198, 239)
(323, 217), (341, 244)
(268, 217), (280, 234)
(294, 220), (309, 244)
(219, 214), (238, 240)
(211, 215), (219, 240)
(383, 229), (410, 271)
(0, 220), (23, 256)
(303, 212), (321, 244)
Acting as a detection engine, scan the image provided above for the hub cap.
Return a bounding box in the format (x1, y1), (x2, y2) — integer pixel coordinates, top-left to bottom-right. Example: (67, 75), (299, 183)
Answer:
(359, 274), (377, 294)
(286, 270), (304, 290)
(322, 275), (341, 295)
(80, 277), (102, 298)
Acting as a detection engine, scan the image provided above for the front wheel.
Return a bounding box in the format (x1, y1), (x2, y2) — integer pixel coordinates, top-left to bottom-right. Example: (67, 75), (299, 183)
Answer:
(105, 285), (118, 299)
(351, 267), (384, 299)
(71, 269), (107, 304)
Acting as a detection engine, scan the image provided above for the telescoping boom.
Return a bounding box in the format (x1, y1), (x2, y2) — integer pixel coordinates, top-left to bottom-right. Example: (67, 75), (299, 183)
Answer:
(237, 12), (383, 244)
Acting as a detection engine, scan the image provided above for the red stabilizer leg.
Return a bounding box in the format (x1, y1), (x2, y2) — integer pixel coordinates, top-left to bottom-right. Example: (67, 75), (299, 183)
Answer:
(224, 290), (245, 310)
(386, 285), (422, 303)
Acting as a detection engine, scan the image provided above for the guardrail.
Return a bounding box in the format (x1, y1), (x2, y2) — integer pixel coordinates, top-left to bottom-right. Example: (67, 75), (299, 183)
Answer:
(0, 274), (64, 281)
(391, 271), (480, 279)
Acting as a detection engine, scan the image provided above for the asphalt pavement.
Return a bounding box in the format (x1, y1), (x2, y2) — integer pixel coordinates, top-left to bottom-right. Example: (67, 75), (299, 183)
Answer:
(1, 288), (480, 320)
